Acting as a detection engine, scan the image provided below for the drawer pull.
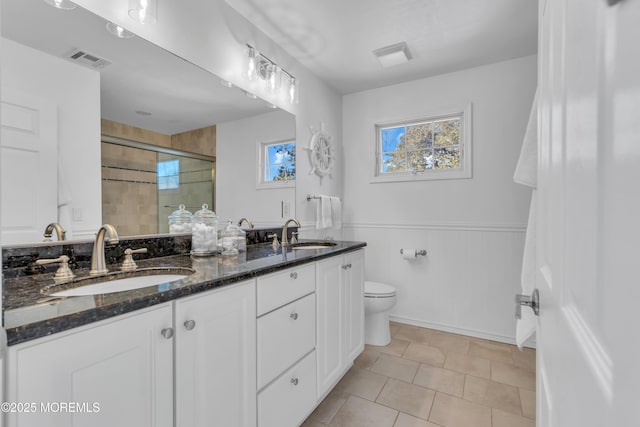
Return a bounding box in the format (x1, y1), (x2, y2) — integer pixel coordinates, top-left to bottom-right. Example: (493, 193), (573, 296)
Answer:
(161, 328), (174, 339)
(290, 272), (298, 279)
(290, 312), (299, 320)
(291, 377), (299, 386)
(184, 320), (196, 331)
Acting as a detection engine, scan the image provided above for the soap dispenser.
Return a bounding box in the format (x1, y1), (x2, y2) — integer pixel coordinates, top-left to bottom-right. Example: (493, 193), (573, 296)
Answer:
(191, 204), (218, 256)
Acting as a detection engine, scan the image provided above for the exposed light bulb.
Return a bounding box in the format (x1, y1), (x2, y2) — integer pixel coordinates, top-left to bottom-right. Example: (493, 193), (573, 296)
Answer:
(266, 65), (281, 93)
(289, 77), (299, 104)
(247, 47), (258, 81)
(129, 0), (158, 24)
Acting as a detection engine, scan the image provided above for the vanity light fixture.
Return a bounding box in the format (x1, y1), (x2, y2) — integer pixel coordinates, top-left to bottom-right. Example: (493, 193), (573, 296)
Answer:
(373, 42), (413, 68)
(245, 44), (298, 104)
(42, 0), (77, 10)
(106, 22), (135, 39)
(129, 0), (158, 24)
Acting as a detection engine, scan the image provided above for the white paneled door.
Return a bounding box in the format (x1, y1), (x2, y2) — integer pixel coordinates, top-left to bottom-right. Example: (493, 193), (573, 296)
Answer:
(536, 0), (640, 426)
(1, 89), (57, 244)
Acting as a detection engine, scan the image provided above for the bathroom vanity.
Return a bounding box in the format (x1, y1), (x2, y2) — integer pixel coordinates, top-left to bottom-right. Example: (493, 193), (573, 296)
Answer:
(1, 238), (365, 427)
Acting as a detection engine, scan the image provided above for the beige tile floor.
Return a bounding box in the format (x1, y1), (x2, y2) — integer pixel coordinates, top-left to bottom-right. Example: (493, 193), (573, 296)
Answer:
(302, 322), (536, 427)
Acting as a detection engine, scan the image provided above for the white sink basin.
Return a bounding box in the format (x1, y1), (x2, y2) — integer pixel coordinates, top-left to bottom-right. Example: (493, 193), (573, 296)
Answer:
(51, 274), (187, 297)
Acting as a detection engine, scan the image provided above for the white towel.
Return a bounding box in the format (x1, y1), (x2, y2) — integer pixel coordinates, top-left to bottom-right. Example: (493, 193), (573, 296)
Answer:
(514, 90), (538, 349)
(315, 195), (332, 229)
(330, 196), (342, 229)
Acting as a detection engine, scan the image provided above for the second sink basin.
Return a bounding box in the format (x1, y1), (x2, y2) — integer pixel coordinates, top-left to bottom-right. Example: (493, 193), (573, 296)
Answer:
(50, 270), (190, 297)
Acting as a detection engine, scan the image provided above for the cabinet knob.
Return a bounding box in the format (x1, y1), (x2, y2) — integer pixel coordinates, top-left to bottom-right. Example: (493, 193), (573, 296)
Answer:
(184, 320), (196, 331)
(290, 272), (298, 279)
(161, 327), (174, 339)
(291, 377), (299, 386)
(290, 312), (298, 320)
(342, 263), (352, 270)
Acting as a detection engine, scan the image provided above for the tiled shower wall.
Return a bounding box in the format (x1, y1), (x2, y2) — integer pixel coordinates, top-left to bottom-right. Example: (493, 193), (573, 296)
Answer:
(101, 121), (216, 237)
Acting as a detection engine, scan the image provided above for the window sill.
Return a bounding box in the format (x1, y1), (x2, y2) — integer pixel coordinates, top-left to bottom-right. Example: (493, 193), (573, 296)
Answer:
(370, 169), (472, 183)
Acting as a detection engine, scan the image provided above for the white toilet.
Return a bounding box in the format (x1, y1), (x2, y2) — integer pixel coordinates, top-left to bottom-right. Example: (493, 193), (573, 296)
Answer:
(364, 281), (397, 346)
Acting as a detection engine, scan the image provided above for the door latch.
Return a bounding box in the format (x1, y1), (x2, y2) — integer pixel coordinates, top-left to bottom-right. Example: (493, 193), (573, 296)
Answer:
(515, 289), (540, 319)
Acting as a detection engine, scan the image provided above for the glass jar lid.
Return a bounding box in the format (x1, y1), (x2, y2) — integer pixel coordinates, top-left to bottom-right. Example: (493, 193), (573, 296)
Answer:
(193, 203), (217, 220)
(168, 204), (192, 221)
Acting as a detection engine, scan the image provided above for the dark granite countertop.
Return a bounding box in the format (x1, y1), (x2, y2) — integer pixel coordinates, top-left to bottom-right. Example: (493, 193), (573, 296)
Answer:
(3, 240), (366, 346)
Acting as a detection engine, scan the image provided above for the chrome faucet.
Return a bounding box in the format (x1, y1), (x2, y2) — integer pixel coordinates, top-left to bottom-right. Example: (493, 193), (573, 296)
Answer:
(281, 218), (301, 246)
(43, 223), (66, 241)
(90, 224), (119, 276)
(238, 217), (254, 229)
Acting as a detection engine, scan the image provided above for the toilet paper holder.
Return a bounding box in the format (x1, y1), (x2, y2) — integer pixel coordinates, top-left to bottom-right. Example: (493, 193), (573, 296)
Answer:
(400, 248), (427, 257)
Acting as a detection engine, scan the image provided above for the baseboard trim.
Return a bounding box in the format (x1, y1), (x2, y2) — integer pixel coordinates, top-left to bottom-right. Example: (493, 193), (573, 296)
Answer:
(389, 314), (537, 349)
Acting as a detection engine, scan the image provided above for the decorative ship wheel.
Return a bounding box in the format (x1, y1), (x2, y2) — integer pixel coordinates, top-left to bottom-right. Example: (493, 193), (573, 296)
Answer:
(306, 122), (334, 180)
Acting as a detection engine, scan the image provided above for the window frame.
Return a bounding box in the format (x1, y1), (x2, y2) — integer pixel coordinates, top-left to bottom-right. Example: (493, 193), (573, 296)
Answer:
(256, 138), (296, 190)
(370, 103), (473, 183)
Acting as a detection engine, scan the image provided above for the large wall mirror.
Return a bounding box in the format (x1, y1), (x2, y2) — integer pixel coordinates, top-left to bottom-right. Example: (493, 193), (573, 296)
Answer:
(0, 0), (296, 245)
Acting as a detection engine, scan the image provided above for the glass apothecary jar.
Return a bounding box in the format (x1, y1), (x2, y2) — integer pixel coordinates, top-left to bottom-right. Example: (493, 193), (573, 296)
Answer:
(191, 204), (218, 256)
(220, 220), (247, 256)
(168, 204), (192, 234)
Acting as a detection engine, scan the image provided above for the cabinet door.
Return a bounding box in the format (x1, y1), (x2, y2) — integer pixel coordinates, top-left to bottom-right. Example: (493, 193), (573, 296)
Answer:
(6, 304), (174, 427)
(175, 280), (256, 427)
(343, 250), (365, 363)
(315, 256), (344, 397)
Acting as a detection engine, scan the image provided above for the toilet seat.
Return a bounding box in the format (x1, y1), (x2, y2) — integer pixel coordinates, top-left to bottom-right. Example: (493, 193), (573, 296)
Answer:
(364, 281), (396, 298)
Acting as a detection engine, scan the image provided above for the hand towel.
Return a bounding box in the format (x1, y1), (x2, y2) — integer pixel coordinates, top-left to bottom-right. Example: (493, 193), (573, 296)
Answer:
(329, 196), (342, 229)
(514, 90), (538, 349)
(315, 195), (332, 229)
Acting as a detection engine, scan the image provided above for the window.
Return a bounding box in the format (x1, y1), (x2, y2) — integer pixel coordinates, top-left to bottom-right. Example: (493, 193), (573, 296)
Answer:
(157, 159), (180, 190)
(257, 140), (296, 188)
(372, 105), (472, 182)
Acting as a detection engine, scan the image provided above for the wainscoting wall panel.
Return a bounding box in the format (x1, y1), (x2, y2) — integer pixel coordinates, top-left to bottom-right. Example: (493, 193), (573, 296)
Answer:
(344, 223), (528, 346)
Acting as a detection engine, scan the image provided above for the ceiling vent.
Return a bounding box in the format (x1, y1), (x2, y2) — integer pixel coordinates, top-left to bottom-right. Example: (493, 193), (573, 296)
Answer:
(64, 48), (112, 70)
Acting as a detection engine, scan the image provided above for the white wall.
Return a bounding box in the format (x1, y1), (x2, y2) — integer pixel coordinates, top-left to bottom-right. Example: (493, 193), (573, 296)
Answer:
(343, 55), (537, 344)
(1, 38), (102, 240)
(216, 109), (296, 226)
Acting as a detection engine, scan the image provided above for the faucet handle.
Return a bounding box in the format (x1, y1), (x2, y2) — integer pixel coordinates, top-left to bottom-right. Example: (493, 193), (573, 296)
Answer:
(267, 233), (279, 248)
(121, 248), (148, 272)
(290, 232), (299, 245)
(35, 255), (75, 282)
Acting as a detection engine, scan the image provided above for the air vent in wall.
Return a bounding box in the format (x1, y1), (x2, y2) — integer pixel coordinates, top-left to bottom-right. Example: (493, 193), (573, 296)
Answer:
(64, 48), (112, 70)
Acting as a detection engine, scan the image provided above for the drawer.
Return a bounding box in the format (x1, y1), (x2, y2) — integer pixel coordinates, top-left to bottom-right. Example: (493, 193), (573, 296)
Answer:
(258, 350), (317, 427)
(257, 263), (315, 316)
(257, 293), (316, 389)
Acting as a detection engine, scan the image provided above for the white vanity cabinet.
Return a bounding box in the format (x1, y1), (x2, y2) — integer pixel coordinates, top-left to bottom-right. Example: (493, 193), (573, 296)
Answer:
(316, 249), (365, 397)
(5, 280), (257, 427)
(6, 303), (174, 427)
(256, 265), (317, 427)
(174, 279), (256, 427)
